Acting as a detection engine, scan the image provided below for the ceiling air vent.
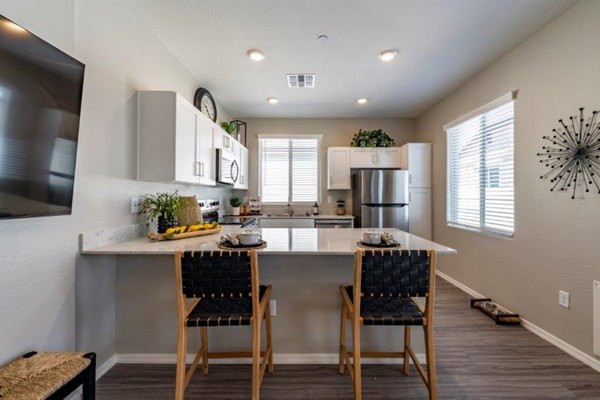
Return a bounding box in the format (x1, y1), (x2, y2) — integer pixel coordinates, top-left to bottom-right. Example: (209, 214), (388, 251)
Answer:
(287, 73), (315, 88)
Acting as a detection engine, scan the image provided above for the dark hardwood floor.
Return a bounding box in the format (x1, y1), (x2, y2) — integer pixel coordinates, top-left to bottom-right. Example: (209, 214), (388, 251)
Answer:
(97, 278), (600, 399)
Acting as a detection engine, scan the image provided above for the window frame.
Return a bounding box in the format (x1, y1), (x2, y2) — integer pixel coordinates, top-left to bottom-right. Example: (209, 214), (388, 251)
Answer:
(444, 91), (516, 239)
(257, 134), (323, 205)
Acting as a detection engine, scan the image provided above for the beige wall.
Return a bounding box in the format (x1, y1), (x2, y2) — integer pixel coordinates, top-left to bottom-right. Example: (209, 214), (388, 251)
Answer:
(415, 0), (600, 360)
(242, 118), (414, 214)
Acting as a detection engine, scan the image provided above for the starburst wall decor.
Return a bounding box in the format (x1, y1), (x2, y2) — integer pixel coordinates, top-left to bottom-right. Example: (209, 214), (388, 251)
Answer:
(538, 107), (600, 199)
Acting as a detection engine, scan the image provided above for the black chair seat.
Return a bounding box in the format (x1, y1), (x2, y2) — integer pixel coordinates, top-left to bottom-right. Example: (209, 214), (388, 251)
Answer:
(345, 286), (424, 326)
(186, 286), (267, 327)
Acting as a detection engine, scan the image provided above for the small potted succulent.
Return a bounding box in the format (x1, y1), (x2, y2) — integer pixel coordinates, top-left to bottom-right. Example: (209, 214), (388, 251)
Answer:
(220, 121), (237, 136)
(350, 129), (395, 147)
(140, 191), (181, 233)
(229, 196), (242, 216)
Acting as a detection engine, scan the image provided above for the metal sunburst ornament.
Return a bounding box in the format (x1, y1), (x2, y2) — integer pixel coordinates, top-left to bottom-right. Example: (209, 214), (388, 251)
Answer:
(537, 107), (600, 199)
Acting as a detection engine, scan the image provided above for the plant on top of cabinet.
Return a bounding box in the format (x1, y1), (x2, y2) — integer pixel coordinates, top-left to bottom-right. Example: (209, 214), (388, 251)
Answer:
(230, 196), (242, 216)
(220, 121), (237, 135)
(350, 129), (395, 147)
(141, 191), (181, 233)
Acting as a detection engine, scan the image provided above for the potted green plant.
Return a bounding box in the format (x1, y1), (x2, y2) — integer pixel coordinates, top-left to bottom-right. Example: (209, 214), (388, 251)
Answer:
(140, 191), (181, 233)
(350, 129), (395, 147)
(220, 121), (237, 136)
(229, 196), (242, 216)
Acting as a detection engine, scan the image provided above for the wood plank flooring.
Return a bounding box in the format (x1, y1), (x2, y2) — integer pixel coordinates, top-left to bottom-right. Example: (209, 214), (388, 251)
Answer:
(97, 278), (600, 399)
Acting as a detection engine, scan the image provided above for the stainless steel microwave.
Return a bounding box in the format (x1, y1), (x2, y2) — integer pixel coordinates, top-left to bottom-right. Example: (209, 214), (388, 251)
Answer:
(216, 148), (239, 185)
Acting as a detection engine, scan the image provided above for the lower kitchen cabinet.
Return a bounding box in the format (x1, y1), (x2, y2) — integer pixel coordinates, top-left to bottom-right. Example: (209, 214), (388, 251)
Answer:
(259, 218), (315, 228)
(408, 188), (432, 240)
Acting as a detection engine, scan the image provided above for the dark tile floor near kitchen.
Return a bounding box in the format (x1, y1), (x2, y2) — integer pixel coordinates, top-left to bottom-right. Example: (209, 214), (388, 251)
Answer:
(97, 278), (600, 399)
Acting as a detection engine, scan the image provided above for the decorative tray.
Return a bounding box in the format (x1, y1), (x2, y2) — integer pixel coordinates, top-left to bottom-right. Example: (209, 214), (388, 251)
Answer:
(218, 240), (267, 250)
(356, 241), (401, 249)
(148, 224), (221, 241)
(470, 298), (521, 325)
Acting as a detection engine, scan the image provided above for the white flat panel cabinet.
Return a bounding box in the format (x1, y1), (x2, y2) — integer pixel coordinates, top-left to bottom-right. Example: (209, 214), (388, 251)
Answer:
(350, 147), (402, 168)
(235, 145), (249, 190)
(138, 91), (214, 185)
(408, 188), (432, 240)
(195, 113), (216, 186)
(376, 147), (403, 167)
(350, 148), (376, 168)
(174, 97), (200, 184)
(401, 143), (432, 188)
(327, 147), (351, 189)
(259, 218), (314, 228)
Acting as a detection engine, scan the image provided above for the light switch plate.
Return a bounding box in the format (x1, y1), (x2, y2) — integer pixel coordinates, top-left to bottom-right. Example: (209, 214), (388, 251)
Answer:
(559, 290), (570, 309)
(130, 197), (139, 214)
(270, 300), (276, 317)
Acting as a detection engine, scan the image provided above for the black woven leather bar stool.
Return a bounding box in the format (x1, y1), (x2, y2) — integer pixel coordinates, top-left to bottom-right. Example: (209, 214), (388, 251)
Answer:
(339, 249), (438, 400)
(174, 250), (273, 400)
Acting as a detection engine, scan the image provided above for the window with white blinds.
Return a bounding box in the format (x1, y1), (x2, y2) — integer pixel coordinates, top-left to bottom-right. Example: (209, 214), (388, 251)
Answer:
(445, 92), (515, 237)
(258, 135), (321, 203)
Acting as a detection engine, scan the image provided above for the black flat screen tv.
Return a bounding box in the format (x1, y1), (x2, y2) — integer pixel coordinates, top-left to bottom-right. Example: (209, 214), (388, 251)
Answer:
(0, 15), (85, 219)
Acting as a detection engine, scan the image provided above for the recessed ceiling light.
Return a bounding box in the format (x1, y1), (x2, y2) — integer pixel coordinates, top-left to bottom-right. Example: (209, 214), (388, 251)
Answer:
(247, 49), (265, 61)
(267, 97), (279, 104)
(378, 49), (397, 62)
(2, 20), (27, 34)
(357, 98), (368, 104)
(317, 34), (328, 42)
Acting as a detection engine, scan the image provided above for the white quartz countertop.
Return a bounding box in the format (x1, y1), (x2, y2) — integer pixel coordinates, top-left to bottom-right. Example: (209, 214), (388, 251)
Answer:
(81, 227), (456, 256)
(258, 214), (354, 219)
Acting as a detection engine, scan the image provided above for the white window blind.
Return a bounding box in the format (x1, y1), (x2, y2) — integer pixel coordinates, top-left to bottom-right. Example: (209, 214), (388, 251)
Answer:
(258, 135), (321, 203)
(445, 93), (515, 237)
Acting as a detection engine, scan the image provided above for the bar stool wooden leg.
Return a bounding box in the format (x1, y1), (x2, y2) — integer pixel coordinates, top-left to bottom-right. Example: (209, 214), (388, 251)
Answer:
(252, 318), (262, 400)
(265, 302), (274, 373)
(352, 319), (362, 400)
(175, 326), (187, 400)
(201, 327), (209, 375)
(403, 326), (411, 376)
(339, 304), (347, 374)
(424, 324), (437, 400)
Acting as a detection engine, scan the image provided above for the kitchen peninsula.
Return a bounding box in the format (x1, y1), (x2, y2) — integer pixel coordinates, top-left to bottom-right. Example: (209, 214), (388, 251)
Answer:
(81, 227), (455, 362)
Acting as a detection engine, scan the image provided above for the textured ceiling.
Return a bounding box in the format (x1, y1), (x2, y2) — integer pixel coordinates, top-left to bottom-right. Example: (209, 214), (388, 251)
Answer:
(123, 0), (577, 118)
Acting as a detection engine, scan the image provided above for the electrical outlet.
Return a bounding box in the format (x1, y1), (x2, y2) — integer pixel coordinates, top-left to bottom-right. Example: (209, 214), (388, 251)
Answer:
(559, 290), (570, 309)
(130, 197), (139, 214)
(327, 196), (332, 203)
(270, 300), (276, 317)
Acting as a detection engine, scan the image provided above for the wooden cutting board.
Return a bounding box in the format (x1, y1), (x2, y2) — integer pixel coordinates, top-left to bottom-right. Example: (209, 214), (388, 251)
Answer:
(148, 227), (222, 241)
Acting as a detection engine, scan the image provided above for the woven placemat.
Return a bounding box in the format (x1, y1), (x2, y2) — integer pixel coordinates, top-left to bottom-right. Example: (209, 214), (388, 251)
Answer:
(217, 241), (268, 251)
(356, 241), (401, 250)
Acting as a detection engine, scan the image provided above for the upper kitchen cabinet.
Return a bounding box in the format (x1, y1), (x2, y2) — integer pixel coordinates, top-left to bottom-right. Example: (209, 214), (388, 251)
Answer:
(234, 144), (249, 190)
(401, 143), (431, 188)
(349, 147), (402, 168)
(214, 128), (235, 153)
(327, 147), (351, 189)
(138, 91), (216, 186)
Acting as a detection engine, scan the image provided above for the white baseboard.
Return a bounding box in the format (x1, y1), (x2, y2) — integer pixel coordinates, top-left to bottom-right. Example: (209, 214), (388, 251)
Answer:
(97, 354), (118, 379)
(117, 352), (426, 365)
(436, 270), (600, 373)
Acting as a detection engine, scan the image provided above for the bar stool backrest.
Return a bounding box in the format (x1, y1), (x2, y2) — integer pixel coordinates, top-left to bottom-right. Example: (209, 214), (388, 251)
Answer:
(179, 250), (253, 299)
(359, 249), (432, 298)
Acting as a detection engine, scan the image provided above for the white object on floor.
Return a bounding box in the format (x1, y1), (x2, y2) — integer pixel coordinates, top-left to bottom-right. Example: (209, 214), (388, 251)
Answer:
(594, 280), (600, 357)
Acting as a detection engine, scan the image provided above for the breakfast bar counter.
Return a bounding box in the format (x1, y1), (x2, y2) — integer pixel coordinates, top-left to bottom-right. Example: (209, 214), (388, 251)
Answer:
(81, 227), (456, 256)
(80, 227), (455, 363)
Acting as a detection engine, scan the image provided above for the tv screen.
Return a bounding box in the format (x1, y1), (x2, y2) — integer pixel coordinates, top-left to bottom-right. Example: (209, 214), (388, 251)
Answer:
(0, 15), (84, 219)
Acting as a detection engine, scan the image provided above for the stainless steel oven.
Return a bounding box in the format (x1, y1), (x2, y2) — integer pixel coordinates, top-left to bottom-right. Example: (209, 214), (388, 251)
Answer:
(216, 148), (239, 185)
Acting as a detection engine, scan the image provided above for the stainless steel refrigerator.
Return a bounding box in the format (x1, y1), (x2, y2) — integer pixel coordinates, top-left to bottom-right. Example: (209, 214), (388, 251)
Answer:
(352, 170), (409, 230)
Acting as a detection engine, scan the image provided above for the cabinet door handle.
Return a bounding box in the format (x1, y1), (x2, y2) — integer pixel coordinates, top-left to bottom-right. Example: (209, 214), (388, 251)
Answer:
(195, 162), (201, 176)
(200, 162), (205, 177)
(409, 192), (412, 202)
(409, 174), (412, 184)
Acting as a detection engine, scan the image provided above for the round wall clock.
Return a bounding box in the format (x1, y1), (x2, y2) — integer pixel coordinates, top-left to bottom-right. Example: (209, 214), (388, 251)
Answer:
(194, 87), (217, 122)
(537, 107), (600, 199)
